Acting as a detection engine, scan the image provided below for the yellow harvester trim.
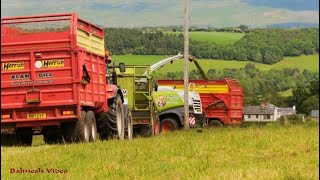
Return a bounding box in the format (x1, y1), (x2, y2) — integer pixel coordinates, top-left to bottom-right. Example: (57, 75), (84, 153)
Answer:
(77, 29), (105, 56)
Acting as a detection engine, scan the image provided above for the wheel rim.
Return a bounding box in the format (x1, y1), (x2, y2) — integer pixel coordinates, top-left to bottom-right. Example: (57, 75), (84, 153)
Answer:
(128, 114), (133, 139)
(161, 122), (174, 132)
(116, 103), (123, 137)
(154, 117), (159, 135)
(91, 123), (97, 141)
(84, 123), (89, 142)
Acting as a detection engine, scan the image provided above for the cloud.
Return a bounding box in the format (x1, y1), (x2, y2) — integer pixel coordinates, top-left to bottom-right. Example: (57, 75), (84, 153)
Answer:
(1, 0), (319, 27)
(243, 0), (319, 11)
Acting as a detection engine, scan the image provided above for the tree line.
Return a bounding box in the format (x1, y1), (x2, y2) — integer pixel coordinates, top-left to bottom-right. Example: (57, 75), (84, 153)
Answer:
(153, 64), (319, 116)
(105, 27), (319, 65)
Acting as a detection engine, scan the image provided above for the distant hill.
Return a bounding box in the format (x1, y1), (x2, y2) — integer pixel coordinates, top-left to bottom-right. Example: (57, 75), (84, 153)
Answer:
(267, 22), (319, 28)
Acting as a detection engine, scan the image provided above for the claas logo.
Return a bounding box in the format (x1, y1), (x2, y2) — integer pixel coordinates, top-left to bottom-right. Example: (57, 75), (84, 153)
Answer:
(2, 61), (24, 71)
(42, 59), (64, 68)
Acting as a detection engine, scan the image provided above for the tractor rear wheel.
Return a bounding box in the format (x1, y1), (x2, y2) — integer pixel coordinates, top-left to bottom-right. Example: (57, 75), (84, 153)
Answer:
(107, 95), (125, 140)
(160, 118), (179, 133)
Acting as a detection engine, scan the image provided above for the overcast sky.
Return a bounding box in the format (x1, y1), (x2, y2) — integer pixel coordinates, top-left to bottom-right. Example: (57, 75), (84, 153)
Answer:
(1, 0), (319, 27)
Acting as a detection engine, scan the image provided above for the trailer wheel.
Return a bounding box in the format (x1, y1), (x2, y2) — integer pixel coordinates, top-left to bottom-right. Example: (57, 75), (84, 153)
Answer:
(1, 134), (18, 146)
(125, 110), (133, 140)
(72, 111), (90, 143)
(160, 118), (179, 133)
(16, 128), (33, 146)
(43, 126), (62, 144)
(208, 120), (223, 128)
(107, 94), (125, 140)
(87, 110), (98, 142)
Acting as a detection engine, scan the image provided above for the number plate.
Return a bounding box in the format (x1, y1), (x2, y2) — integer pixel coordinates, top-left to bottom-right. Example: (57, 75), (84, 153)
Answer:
(27, 113), (46, 119)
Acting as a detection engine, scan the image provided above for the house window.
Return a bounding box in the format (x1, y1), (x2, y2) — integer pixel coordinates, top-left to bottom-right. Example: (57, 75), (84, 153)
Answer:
(256, 115), (258, 119)
(248, 115), (251, 119)
(263, 115), (270, 119)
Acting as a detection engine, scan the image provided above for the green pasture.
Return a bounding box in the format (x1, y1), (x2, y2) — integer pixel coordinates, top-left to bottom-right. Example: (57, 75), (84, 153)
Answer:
(113, 54), (319, 74)
(1, 122), (319, 179)
(164, 31), (244, 44)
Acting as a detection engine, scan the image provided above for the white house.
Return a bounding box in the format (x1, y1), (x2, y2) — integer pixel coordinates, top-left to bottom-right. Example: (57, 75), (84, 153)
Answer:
(243, 103), (280, 122)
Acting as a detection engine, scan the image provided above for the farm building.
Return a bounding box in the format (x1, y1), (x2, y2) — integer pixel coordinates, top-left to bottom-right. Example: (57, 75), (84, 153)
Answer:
(243, 103), (281, 122)
(311, 110), (319, 120)
(279, 106), (296, 116)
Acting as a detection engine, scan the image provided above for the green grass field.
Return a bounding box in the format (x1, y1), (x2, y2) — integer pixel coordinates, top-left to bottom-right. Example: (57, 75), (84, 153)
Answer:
(112, 54), (319, 74)
(1, 123), (319, 179)
(164, 31), (244, 44)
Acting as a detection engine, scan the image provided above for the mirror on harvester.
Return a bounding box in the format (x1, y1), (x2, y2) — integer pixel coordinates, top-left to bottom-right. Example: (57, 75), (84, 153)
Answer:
(119, 63), (126, 73)
(154, 83), (158, 91)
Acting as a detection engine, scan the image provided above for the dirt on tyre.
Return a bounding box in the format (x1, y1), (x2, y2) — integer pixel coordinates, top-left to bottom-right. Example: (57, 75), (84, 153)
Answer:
(125, 110), (133, 140)
(107, 94), (125, 140)
(86, 110), (98, 142)
(72, 111), (90, 143)
(160, 118), (179, 133)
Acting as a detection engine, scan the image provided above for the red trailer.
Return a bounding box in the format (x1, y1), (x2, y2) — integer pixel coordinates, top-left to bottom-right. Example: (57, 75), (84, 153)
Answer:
(1, 13), (131, 146)
(157, 78), (243, 126)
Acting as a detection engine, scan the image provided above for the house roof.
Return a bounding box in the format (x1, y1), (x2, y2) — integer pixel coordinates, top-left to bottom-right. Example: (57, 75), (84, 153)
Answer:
(279, 108), (296, 115)
(311, 110), (319, 118)
(243, 105), (276, 115)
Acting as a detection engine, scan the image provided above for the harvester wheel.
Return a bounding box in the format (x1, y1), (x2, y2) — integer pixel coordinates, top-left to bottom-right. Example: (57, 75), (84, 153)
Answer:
(107, 94), (125, 140)
(208, 120), (223, 128)
(87, 110), (98, 142)
(125, 110), (133, 140)
(151, 104), (159, 136)
(160, 118), (179, 133)
(72, 111), (90, 143)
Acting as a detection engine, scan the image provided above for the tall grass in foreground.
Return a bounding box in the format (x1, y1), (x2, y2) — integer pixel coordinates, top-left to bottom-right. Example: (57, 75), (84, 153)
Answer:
(1, 122), (319, 179)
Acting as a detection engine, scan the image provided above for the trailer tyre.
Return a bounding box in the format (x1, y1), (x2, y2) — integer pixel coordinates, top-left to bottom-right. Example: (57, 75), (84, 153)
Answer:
(87, 110), (98, 142)
(160, 118), (179, 133)
(208, 120), (223, 128)
(16, 128), (33, 146)
(43, 126), (62, 144)
(72, 111), (90, 143)
(125, 110), (133, 140)
(1, 134), (18, 146)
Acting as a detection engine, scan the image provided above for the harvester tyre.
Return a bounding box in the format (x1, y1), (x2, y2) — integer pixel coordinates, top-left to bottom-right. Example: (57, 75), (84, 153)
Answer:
(151, 104), (159, 136)
(125, 110), (133, 140)
(72, 111), (90, 143)
(160, 118), (179, 133)
(107, 95), (125, 140)
(87, 110), (98, 142)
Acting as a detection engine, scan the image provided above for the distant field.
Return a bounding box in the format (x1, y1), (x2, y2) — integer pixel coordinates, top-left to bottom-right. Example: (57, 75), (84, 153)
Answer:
(164, 31), (244, 44)
(1, 123), (319, 179)
(113, 54), (319, 74)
